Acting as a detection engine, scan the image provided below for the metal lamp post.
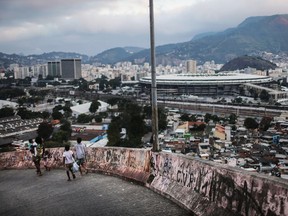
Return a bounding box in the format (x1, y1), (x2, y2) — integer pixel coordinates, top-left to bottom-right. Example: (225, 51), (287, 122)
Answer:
(149, 0), (159, 152)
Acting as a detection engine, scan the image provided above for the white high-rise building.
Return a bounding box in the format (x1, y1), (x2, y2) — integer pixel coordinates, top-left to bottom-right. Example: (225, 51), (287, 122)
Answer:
(186, 60), (197, 74)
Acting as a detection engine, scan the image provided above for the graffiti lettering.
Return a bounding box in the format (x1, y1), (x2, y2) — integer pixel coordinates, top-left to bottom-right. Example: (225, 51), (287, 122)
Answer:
(176, 162), (195, 187)
(163, 157), (172, 176)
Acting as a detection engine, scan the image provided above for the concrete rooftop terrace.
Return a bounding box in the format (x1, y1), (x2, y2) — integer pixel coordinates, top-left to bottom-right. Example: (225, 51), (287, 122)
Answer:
(0, 169), (192, 216)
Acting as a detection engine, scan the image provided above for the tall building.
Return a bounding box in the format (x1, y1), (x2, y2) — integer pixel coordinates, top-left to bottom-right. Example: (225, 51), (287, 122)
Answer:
(61, 59), (81, 80)
(31, 64), (48, 78)
(186, 60), (197, 74)
(47, 61), (61, 77)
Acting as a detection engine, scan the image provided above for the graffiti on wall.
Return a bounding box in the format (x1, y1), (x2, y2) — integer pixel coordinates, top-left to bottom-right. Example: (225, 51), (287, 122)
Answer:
(176, 162), (195, 188)
(150, 153), (286, 216)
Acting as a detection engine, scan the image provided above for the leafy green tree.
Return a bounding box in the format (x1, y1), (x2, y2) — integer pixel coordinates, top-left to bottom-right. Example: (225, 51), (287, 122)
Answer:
(259, 90), (270, 102)
(107, 101), (145, 148)
(0, 88), (25, 100)
(53, 105), (63, 113)
(229, 113), (237, 124)
(78, 78), (89, 91)
(45, 75), (54, 80)
(37, 122), (54, 140)
(143, 105), (167, 131)
(107, 117), (122, 146)
(99, 112), (108, 119)
(244, 118), (259, 130)
(233, 97), (243, 104)
(259, 116), (272, 131)
(52, 130), (70, 143)
(89, 100), (101, 113)
(42, 111), (50, 119)
(204, 113), (212, 123)
(107, 98), (120, 107)
(17, 97), (27, 106)
(94, 115), (103, 123)
(52, 111), (63, 120)
(211, 115), (220, 123)
(17, 107), (33, 119)
(96, 75), (109, 90)
(0, 107), (14, 118)
(47, 98), (53, 103)
(180, 113), (190, 121)
(108, 77), (121, 89)
(63, 106), (72, 118)
(77, 114), (92, 123)
(60, 120), (72, 137)
(158, 107), (167, 131)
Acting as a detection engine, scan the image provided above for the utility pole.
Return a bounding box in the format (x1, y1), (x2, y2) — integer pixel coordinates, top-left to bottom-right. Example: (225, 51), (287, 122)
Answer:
(149, 0), (159, 152)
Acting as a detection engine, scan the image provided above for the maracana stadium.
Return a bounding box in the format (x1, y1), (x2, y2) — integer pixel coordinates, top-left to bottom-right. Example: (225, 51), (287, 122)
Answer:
(139, 73), (273, 96)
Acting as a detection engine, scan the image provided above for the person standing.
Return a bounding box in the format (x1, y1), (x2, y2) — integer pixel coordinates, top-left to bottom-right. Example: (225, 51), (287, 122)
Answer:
(31, 137), (44, 176)
(43, 150), (51, 171)
(28, 139), (33, 151)
(63, 144), (76, 181)
(75, 137), (88, 175)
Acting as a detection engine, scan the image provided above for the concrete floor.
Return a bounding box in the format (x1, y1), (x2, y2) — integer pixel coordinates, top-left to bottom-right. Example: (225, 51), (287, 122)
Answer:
(0, 169), (193, 216)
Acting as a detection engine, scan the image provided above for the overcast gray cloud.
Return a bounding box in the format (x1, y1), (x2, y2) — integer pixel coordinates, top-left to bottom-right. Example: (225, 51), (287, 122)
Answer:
(0, 0), (288, 56)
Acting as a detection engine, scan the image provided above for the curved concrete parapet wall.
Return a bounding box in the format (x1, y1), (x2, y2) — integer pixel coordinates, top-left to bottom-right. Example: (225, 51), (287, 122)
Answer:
(1, 148), (288, 216)
(0, 147), (151, 183)
(149, 152), (288, 216)
(85, 147), (151, 183)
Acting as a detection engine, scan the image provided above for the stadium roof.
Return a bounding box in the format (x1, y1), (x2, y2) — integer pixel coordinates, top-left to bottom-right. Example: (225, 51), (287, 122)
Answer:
(140, 73), (272, 85)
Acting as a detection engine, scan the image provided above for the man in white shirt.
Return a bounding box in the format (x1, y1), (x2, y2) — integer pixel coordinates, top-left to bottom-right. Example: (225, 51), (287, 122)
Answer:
(75, 137), (88, 175)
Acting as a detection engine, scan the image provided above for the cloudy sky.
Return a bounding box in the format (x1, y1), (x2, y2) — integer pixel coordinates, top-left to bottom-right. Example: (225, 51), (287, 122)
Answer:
(0, 0), (288, 56)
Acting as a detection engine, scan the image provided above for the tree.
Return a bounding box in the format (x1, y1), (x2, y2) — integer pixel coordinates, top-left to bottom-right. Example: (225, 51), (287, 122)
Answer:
(99, 112), (108, 121)
(60, 120), (72, 137)
(107, 101), (146, 148)
(229, 113), (237, 124)
(158, 107), (167, 131)
(47, 98), (53, 104)
(45, 75), (54, 80)
(259, 116), (272, 131)
(244, 118), (259, 130)
(89, 100), (101, 113)
(204, 113), (212, 123)
(77, 114), (92, 123)
(52, 111), (63, 120)
(0, 88), (25, 100)
(180, 113), (191, 121)
(96, 75), (109, 90)
(108, 77), (121, 89)
(107, 98), (120, 107)
(17, 107), (35, 119)
(42, 111), (50, 119)
(37, 122), (54, 140)
(52, 130), (70, 143)
(233, 97), (243, 104)
(0, 107), (14, 118)
(107, 117), (122, 146)
(143, 105), (167, 131)
(63, 106), (72, 118)
(94, 115), (103, 123)
(259, 90), (270, 102)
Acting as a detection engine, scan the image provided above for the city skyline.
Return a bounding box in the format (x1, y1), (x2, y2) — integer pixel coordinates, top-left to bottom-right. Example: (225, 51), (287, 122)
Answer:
(0, 0), (288, 56)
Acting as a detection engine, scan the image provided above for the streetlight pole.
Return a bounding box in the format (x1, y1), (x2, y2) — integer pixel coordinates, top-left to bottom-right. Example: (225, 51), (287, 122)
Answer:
(149, 0), (159, 152)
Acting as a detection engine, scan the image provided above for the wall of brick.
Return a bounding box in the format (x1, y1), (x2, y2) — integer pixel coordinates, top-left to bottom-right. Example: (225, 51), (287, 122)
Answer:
(1, 148), (288, 216)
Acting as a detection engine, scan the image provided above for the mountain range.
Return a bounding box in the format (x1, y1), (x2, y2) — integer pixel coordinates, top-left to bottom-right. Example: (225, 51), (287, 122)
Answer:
(0, 14), (288, 68)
